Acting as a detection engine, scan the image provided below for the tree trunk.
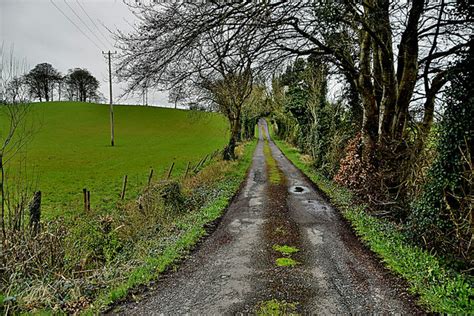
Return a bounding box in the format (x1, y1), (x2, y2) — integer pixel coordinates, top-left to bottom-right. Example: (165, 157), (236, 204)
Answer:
(375, 0), (398, 143)
(44, 83), (50, 102)
(358, 28), (379, 163)
(29, 191), (41, 236)
(372, 42), (383, 109)
(393, 1), (424, 140)
(416, 71), (447, 151)
(223, 115), (241, 161)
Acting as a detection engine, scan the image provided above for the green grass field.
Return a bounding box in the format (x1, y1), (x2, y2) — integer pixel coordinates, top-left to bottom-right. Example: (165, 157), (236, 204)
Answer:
(1, 101), (228, 218)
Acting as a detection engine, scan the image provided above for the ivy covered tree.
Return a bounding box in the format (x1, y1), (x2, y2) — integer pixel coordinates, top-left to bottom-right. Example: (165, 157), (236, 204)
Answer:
(409, 42), (474, 265)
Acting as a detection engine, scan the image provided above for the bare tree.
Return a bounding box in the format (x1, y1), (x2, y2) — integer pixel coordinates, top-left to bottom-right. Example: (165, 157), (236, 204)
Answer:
(168, 84), (187, 109)
(0, 46), (34, 238)
(121, 1), (470, 206)
(23, 62), (61, 102)
(116, 3), (273, 159)
(65, 68), (100, 102)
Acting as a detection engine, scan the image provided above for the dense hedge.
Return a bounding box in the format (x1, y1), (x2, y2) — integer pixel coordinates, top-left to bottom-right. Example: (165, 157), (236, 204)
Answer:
(410, 47), (474, 266)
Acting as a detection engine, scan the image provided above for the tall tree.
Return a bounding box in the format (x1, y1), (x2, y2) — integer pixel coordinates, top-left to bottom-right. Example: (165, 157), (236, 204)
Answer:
(132, 1), (471, 205)
(5, 76), (27, 104)
(168, 85), (187, 109)
(23, 63), (61, 102)
(117, 3), (272, 159)
(410, 41), (474, 263)
(0, 47), (33, 237)
(65, 68), (99, 102)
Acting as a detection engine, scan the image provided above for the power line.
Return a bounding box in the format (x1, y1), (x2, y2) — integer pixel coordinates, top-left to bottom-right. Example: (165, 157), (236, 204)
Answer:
(62, 0), (108, 49)
(50, 0), (102, 51)
(76, 0), (115, 48)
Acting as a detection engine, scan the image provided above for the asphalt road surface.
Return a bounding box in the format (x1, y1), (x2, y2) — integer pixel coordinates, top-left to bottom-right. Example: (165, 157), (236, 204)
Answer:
(111, 119), (419, 315)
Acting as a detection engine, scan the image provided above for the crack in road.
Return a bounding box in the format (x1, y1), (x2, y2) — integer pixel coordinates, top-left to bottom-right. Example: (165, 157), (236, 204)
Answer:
(111, 119), (418, 315)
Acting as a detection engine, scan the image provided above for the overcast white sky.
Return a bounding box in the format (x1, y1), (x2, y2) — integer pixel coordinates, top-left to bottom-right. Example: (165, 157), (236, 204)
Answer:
(1, 0), (171, 106)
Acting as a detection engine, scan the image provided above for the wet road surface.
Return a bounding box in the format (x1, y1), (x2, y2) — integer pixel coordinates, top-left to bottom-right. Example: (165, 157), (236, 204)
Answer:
(111, 119), (418, 315)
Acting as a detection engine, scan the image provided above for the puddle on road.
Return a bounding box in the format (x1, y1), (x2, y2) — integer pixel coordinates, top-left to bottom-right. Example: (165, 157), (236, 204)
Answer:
(289, 185), (310, 194)
(307, 228), (324, 245)
(249, 197), (263, 207)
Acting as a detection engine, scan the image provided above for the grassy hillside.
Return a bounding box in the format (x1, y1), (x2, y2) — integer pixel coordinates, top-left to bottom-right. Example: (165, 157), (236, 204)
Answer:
(2, 101), (228, 218)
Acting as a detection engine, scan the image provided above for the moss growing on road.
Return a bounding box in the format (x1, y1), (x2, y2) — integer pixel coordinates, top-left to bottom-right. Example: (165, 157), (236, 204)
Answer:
(276, 257), (299, 267)
(264, 139), (283, 185)
(273, 244), (299, 256)
(256, 299), (299, 316)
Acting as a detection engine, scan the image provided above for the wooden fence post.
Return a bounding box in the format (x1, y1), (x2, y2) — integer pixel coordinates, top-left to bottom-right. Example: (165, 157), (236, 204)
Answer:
(83, 188), (88, 212)
(167, 162), (175, 180)
(184, 162), (191, 179)
(200, 154), (209, 169)
(87, 190), (91, 211)
(121, 175), (128, 200)
(148, 168), (154, 186)
(29, 191), (41, 235)
(193, 154), (208, 173)
(193, 157), (204, 173)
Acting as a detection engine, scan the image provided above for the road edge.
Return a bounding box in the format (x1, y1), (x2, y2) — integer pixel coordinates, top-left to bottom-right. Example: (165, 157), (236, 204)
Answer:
(272, 136), (474, 314)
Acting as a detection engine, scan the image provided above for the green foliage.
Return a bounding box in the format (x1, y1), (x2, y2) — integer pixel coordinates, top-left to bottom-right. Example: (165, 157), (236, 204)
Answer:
(346, 209), (474, 314)
(87, 140), (258, 313)
(67, 215), (123, 266)
(275, 257), (299, 267)
(310, 101), (354, 177)
(272, 244), (299, 256)
(271, 58), (355, 178)
(275, 139), (474, 314)
(155, 180), (185, 213)
(241, 84), (269, 140)
(409, 49), (474, 264)
(3, 131), (255, 313)
(256, 299), (298, 316)
(0, 101), (228, 219)
(284, 86), (311, 127)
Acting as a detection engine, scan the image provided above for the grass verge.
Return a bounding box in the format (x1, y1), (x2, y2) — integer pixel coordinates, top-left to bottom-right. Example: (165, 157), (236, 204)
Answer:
(86, 139), (257, 314)
(1, 140), (256, 314)
(273, 138), (474, 314)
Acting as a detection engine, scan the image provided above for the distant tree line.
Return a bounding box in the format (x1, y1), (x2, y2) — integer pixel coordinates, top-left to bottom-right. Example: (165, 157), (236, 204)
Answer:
(3, 62), (102, 103)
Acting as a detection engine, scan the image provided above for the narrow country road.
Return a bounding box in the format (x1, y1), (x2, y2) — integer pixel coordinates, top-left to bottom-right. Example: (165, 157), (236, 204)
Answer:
(112, 119), (418, 315)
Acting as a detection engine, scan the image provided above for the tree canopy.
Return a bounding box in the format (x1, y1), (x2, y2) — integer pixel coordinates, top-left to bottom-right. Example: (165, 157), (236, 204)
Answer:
(24, 63), (61, 102)
(65, 68), (100, 102)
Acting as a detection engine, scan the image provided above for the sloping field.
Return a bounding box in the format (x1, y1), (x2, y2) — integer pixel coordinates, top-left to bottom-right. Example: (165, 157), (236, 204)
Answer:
(1, 101), (227, 218)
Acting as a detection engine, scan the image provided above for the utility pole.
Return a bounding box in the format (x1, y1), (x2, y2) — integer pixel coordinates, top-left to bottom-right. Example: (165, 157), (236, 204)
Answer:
(102, 50), (117, 146)
(142, 82), (148, 106)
